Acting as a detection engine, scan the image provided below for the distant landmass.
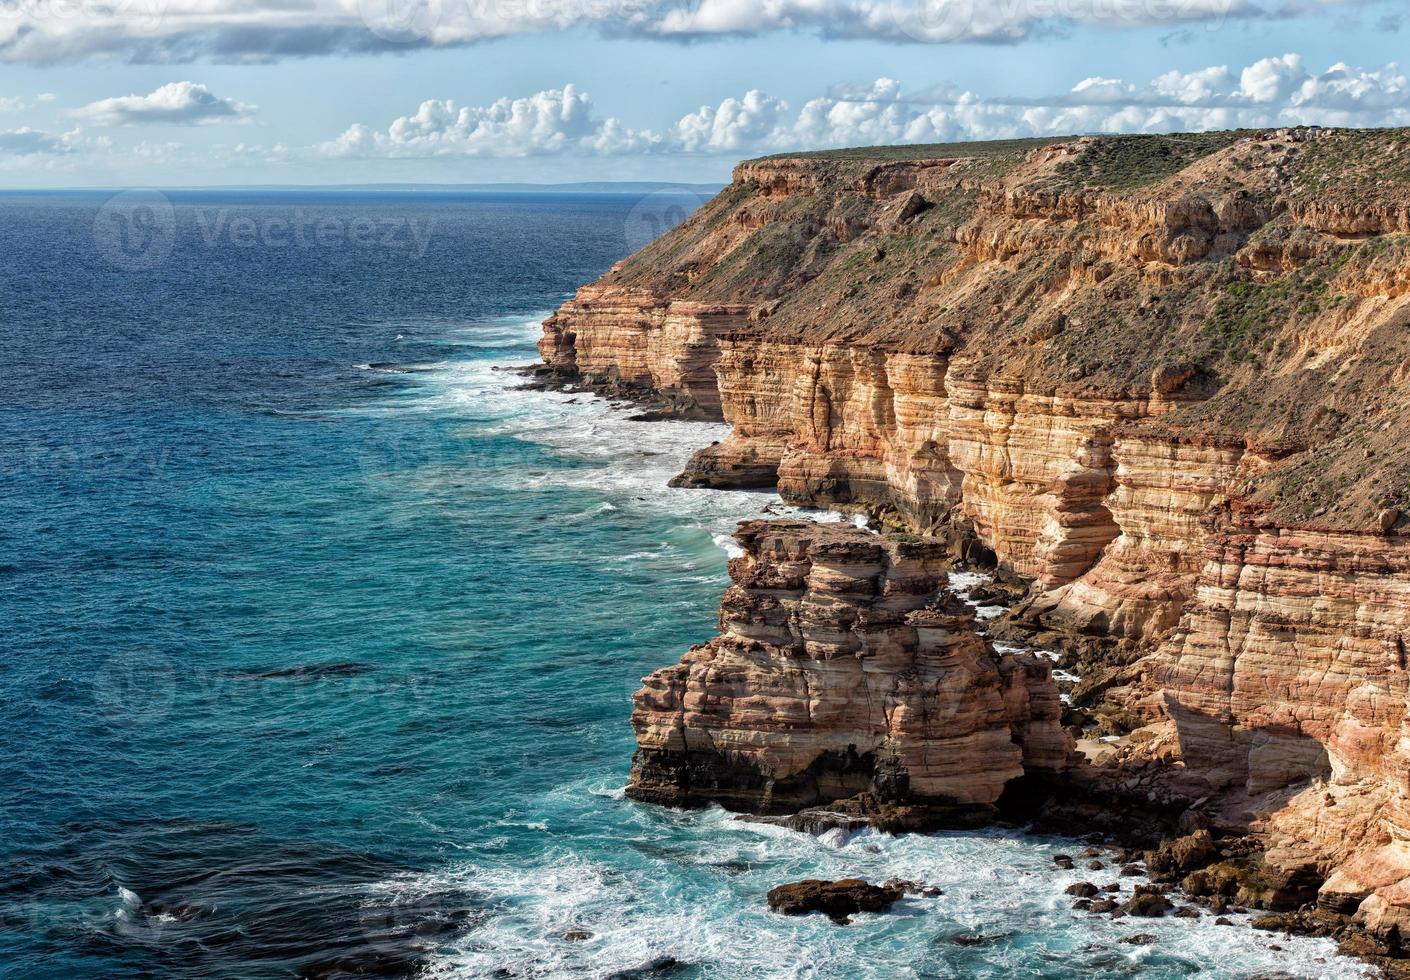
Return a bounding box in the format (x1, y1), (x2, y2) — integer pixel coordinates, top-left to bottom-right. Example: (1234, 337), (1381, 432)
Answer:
(2, 181), (728, 195)
(339, 181), (728, 195)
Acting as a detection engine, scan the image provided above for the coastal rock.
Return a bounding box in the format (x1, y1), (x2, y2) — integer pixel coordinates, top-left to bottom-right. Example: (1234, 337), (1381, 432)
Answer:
(538, 286), (747, 418)
(547, 130), (1410, 951)
(766, 878), (905, 924)
(1146, 830), (1218, 879)
(1126, 887), (1174, 917)
(627, 521), (1070, 817)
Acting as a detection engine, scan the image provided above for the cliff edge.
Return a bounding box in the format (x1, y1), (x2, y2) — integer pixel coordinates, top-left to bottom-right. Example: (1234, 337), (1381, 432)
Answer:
(541, 127), (1410, 947)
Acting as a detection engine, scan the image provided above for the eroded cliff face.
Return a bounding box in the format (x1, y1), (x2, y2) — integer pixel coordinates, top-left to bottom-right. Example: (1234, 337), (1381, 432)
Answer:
(627, 520), (1069, 818)
(538, 285), (748, 417)
(544, 127), (1410, 935)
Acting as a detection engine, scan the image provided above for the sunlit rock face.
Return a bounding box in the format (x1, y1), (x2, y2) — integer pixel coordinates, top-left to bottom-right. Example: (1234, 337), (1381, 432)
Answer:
(551, 129), (1410, 932)
(626, 521), (1068, 816)
(538, 283), (747, 417)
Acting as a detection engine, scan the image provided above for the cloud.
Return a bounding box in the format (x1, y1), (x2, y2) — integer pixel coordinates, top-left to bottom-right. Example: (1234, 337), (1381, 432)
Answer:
(76, 82), (254, 126)
(0, 127), (77, 155)
(322, 55), (1410, 162)
(675, 90), (790, 152)
(320, 85), (661, 157)
(0, 0), (1392, 64)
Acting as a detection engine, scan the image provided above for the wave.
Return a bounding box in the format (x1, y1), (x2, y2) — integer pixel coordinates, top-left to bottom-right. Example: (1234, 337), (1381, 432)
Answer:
(340, 315), (1366, 980)
(403, 807), (1363, 979)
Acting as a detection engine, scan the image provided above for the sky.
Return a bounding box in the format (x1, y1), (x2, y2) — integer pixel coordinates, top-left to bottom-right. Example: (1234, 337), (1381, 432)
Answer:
(0, 0), (1406, 186)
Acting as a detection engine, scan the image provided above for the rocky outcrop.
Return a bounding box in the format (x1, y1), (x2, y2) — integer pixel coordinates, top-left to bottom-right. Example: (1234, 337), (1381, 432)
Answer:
(627, 521), (1069, 818)
(538, 283), (747, 417)
(766, 879), (905, 924)
(548, 128), (1410, 942)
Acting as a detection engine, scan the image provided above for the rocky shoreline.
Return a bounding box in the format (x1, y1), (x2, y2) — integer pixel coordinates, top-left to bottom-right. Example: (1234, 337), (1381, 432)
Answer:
(531, 128), (1410, 975)
(518, 358), (1405, 971)
(620, 513), (1407, 973)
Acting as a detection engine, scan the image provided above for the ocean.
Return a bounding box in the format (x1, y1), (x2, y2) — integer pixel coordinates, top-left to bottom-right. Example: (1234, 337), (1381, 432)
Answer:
(0, 190), (1367, 978)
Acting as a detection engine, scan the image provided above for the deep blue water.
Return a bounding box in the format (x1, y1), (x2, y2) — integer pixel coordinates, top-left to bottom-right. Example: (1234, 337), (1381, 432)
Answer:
(0, 191), (1364, 979)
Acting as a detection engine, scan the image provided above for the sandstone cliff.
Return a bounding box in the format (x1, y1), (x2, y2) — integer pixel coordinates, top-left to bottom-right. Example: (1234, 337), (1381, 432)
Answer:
(542, 127), (1410, 939)
(627, 520), (1069, 820)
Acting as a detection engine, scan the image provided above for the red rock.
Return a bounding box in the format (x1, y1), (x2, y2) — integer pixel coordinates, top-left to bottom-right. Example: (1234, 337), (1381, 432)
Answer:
(627, 521), (1069, 816)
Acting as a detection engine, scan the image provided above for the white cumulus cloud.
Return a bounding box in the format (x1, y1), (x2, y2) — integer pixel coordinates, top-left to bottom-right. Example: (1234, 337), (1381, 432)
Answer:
(76, 82), (255, 127)
(675, 90), (791, 152)
(320, 85), (661, 157)
(316, 56), (1410, 163)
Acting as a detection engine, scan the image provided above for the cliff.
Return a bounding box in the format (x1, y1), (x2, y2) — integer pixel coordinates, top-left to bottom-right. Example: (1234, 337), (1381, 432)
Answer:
(627, 520), (1069, 823)
(541, 127), (1410, 940)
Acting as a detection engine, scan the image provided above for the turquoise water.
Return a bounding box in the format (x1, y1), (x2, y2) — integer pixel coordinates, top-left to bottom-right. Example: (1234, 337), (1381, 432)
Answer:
(1, 192), (1365, 978)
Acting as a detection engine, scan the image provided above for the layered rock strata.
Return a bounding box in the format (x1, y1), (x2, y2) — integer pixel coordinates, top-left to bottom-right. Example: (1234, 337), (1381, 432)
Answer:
(546, 129), (1410, 939)
(627, 521), (1069, 817)
(538, 283), (747, 417)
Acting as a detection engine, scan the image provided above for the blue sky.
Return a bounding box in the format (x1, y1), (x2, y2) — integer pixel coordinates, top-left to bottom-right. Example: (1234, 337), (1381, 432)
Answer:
(0, 0), (1406, 186)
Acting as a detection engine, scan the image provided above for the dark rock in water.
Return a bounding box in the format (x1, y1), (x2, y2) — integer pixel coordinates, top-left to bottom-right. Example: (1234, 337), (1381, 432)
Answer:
(967, 584), (1004, 604)
(1087, 860), (1104, 871)
(1089, 899), (1119, 913)
(1175, 906), (1202, 918)
(737, 793), (996, 835)
(766, 879), (905, 925)
(1072, 899), (1093, 910)
(1179, 857), (1320, 912)
(1249, 908), (1349, 940)
(1120, 864), (1144, 877)
(229, 662), (375, 681)
(1053, 854), (1075, 870)
(738, 808), (869, 836)
(605, 956), (689, 979)
(1147, 830), (1218, 881)
(1120, 934), (1157, 945)
(1065, 882), (1099, 898)
(1126, 886), (1174, 917)
(1216, 917), (1234, 926)
(881, 877), (934, 896)
(563, 929), (592, 942)
(946, 931), (1008, 947)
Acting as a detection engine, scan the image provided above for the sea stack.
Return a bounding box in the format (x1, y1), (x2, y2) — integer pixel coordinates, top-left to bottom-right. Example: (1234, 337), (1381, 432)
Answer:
(626, 520), (1070, 823)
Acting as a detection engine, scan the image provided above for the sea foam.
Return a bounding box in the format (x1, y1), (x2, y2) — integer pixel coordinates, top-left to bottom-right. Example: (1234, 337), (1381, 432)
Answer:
(379, 320), (1369, 979)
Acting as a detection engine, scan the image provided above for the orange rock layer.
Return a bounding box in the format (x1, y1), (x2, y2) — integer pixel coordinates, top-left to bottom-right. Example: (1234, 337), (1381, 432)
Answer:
(626, 521), (1069, 814)
(542, 129), (1410, 934)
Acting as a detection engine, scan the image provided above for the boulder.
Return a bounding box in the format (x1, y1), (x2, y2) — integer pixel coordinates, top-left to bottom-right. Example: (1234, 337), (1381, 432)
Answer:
(766, 879), (905, 925)
(1147, 830), (1218, 880)
(1126, 886), (1174, 917)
